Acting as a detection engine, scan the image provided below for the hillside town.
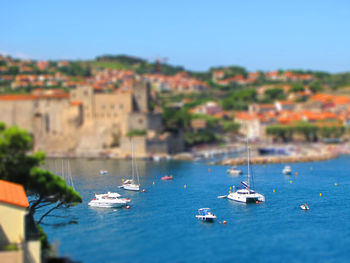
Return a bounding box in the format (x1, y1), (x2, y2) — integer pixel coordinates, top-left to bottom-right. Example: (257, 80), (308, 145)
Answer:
(0, 54), (350, 158)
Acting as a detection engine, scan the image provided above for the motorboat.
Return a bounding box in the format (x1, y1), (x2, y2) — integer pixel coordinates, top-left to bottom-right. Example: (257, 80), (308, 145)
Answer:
(99, 170), (108, 175)
(227, 166), (242, 176)
(195, 208), (217, 222)
(282, 166), (292, 175)
(227, 139), (265, 204)
(300, 203), (310, 210)
(120, 138), (141, 191)
(88, 192), (131, 208)
(161, 175), (173, 180)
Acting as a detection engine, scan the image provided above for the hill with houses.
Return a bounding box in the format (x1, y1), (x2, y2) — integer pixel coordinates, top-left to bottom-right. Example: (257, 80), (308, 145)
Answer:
(0, 53), (350, 153)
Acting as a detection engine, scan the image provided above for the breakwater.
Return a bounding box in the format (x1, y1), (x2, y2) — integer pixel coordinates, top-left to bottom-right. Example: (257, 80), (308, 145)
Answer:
(214, 152), (338, 165)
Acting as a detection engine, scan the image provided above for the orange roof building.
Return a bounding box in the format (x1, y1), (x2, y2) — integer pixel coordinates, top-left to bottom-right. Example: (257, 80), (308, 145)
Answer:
(0, 180), (29, 208)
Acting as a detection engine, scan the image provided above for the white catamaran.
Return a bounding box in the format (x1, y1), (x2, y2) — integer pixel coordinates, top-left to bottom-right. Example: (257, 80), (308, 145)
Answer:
(120, 138), (140, 191)
(227, 140), (265, 204)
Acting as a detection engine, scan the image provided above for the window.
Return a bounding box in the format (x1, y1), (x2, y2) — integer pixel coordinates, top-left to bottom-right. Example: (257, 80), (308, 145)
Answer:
(119, 104), (123, 109)
(138, 119), (143, 124)
(111, 104), (115, 109)
(84, 90), (89, 96)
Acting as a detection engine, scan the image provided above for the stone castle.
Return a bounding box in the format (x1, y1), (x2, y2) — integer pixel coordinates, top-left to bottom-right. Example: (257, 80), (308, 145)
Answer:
(0, 80), (183, 157)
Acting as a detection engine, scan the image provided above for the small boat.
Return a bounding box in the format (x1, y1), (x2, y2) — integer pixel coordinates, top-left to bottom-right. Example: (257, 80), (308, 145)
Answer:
(300, 203), (309, 210)
(100, 170), (108, 175)
(120, 138), (141, 191)
(227, 166), (242, 176)
(121, 179), (140, 191)
(282, 166), (292, 175)
(195, 208), (217, 222)
(161, 175), (173, 180)
(88, 192), (131, 208)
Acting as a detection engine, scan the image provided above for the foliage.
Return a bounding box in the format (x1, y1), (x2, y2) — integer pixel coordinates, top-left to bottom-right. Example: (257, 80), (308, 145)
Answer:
(290, 83), (305, 93)
(319, 126), (345, 138)
(191, 114), (220, 128)
(126, 129), (147, 137)
(266, 125), (294, 142)
(222, 121), (240, 133)
(266, 122), (345, 142)
(162, 107), (191, 132)
(2, 243), (19, 251)
(7, 66), (19, 75)
(96, 54), (146, 64)
(309, 81), (323, 93)
(264, 88), (285, 101)
(58, 62), (91, 77)
(37, 224), (51, 252)
(0, 124), (82, 224)
(293, 122), (318, 142)
(221, 88), (257, 110)
(184, 129), (218, 147)
(210, 65), (248, 78)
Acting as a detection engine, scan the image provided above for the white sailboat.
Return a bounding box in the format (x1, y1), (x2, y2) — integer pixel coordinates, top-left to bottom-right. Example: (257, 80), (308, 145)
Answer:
(120, 138), (140, 191)
(53, 159), (75, 189)
(227, 140), (265, 204)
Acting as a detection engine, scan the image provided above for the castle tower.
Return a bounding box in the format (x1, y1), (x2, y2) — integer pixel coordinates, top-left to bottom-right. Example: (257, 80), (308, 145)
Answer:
(132, 80), (150, 113)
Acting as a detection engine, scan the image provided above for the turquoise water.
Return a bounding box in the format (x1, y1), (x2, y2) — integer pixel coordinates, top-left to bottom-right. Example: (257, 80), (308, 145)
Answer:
(42, 155), (350, 262)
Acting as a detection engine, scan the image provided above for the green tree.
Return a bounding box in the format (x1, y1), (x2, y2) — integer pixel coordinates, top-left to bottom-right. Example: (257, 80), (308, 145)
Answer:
(294, 122), (318, 142)
(266, 125), (294, 142)
(0, 124), (82, 224)
(162, 107), (191, 132)
(290, 83), (305, 93)
(264, 88), (285, 101)
(309, 81), (323, 93)
(222, 121), (240, 133)
(319, 125), (345, 138)
(184, 129), (217, 147)
(7, 66), (19, 75)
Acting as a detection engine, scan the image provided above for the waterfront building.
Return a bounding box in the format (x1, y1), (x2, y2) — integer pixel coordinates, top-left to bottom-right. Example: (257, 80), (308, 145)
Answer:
(0, 80), (183, 157)
(0, 180), (41, 263)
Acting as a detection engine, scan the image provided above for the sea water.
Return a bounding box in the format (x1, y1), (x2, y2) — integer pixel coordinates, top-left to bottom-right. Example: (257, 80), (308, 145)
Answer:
(41, 155), (350, 262)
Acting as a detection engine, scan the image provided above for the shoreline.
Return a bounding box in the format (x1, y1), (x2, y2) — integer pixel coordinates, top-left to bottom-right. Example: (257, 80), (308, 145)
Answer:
(214, 152), (339, 166)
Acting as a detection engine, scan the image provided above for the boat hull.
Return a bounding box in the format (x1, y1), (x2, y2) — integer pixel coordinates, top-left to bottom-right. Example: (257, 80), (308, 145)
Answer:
(122, 184), (140, 191)
(227, 192), (265, 203)
(196, 215), (216, 222)
(88, 201), (126, 208)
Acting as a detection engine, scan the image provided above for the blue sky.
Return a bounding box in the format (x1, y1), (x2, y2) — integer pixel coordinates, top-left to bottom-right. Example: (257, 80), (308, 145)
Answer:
(1, 0), (350, 72)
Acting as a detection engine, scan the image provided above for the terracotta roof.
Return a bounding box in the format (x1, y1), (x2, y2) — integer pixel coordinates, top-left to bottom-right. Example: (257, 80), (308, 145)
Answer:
(71, 100), (82, 106)
(0, 180), (29, 208)
(0, 93), (69, 101)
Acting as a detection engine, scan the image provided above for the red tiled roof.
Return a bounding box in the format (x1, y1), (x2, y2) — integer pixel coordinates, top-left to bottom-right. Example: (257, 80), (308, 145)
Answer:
(0, 93), (69, 101)
(0, 180), (29, 208)
(71, 100), (82, 106)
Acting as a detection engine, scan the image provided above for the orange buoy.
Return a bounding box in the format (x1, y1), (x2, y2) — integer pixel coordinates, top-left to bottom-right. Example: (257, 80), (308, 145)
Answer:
(126, 205), (130, 209)
(223, 220), (227, 224)
(295, 172), (298, 176)
(142, 189), (146, 192)
(256, 201), (259, 204)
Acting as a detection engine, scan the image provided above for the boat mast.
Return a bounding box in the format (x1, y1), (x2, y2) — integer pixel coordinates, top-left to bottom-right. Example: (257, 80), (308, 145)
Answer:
(131, 137), (135, 182)
(247, 137), (250, 189)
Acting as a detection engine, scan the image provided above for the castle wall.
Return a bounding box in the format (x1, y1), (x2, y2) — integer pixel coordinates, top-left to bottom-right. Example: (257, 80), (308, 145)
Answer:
(0, 100), (34, 132)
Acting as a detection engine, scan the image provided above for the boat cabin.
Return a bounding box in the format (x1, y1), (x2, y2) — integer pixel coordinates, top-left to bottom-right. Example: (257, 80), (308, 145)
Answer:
(237, 189), (255, 195)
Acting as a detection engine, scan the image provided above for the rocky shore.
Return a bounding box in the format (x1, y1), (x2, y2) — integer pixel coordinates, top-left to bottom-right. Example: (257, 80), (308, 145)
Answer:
(214, 142), (350, 165)
(215, 152), (338, 165)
